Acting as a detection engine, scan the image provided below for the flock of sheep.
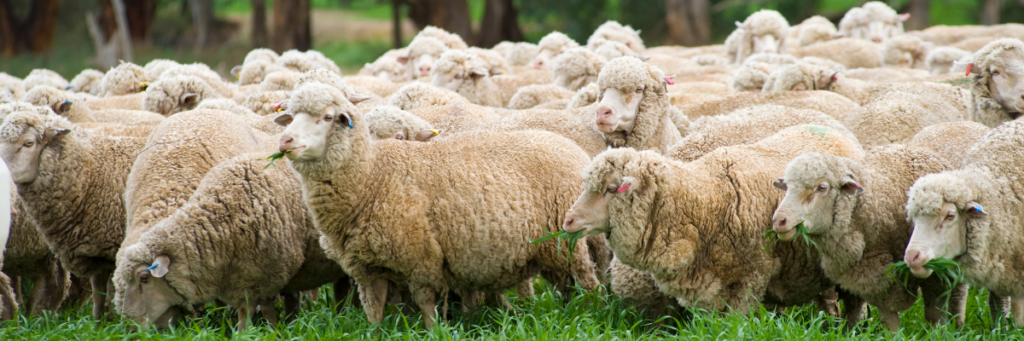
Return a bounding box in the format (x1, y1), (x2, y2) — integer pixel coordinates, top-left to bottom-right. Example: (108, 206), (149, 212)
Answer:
(0, 0), (1022, 333)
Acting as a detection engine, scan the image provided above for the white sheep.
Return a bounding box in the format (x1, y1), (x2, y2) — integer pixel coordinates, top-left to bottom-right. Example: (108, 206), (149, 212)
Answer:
(399, 36), (450, 80)
(586, 21), (645, 53)
(68, 69), (105, 96)
(530, 31), (580, 70)
(98, 62), (149, 97)
(725, 10), (789, 64)
(591, 56), (681, 153)
(926, 47), (972, 76)
(0, 73), (25, 100)
(551, 47), (607, 91)
(838, 1), (907, 43)
(964, 38), (1024, 127)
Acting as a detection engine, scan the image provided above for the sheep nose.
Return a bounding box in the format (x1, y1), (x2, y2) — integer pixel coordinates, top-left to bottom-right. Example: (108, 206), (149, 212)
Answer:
(597, 107), (612, 118)
(279, 136), (294, 152)
(773, 217), (787, 230)
(563, 217), (575, 230)
(533, 60), (544, 69)
(871, 37), (882, 43)
(419, 65), (431, 75)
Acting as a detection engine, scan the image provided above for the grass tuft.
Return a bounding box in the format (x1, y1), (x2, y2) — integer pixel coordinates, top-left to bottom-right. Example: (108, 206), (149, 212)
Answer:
(531, 229), (586, 262)
(261, 149), (292, 169)
(888, 258), (964, 298)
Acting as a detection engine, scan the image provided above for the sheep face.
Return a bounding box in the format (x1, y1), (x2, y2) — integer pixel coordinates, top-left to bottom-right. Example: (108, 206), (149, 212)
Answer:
(365, 106), (439, 142)
(751, 34), (780, 55)
(120, 255), (186, 330)
(276, 85), (361, 161)
(0, 114), (68, 184)
(984, 55), (1024, 117)
(531, 48), (558, 70)
(904, 175), (978, 279)
(142, 77), (210, 116)
(595, 86), (644, 134)
(431, 61), (486, 93)
(563, 172), (637, 234)
(237, 60), (273, 85)
(866, 21), (900, 44)
(771, 154), (863, 241)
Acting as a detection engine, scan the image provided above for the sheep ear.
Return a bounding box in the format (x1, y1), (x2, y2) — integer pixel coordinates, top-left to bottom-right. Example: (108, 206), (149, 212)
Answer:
(840, 179), (863, 195)
(735, 21), (744, 29)
(965, 202), (987, 218)
(230, 65), (242, 77)
(489, 67), (504, 76)
(396, 54), (410, 64)
(898, 13), (910, 22)
(817, 69), (841, 90)
(413, 129), (441, 141)
(56, 100), (72, 114)
(181, 93), (200, 108)
(273, 112), (293, 126)
(44, 127), (70, 141)
(772, 177), (787, 191)
(635, 29), (642, 35)
(637, 55), (652, 61)
(348, 93), (372, 104)
(149, 255), (171, 278)
(618, 176), (639, 194)
(470, 70), (488, 79)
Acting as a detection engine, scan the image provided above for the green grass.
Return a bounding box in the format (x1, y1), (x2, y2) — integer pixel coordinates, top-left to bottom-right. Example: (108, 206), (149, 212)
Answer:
(3, 280), (1024, 340)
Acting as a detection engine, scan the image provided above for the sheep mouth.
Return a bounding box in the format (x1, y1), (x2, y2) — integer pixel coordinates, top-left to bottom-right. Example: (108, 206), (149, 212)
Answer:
(285, 146), (307, 158)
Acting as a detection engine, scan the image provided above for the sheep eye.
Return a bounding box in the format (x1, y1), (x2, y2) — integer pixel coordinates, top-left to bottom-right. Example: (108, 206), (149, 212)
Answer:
(323, 115), (334, 122)
(945, 213), (955, 221)
(991, 70), (1000, 76)
(24, 141), (34, 147)
(606, 185), (617, 193)
(817, 184), (828, 192)
(395, 133), (405, 141)
(635, 87), (643, 93)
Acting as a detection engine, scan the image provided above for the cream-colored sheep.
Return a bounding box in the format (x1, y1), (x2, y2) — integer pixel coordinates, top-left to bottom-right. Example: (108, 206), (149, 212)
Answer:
(838, 1), (906, 43)
(907, 24), (1024, 46)
(903, 120), (1024, 325)
(416, 25), (469, 50)
(563, 124), (864, 314)
(677, 90), (860, 122)
(789, 15), (838, 48)
(68, 69), (104, 96)
(343, 75), (406, 98)
(505, 42), (540, 67)
(531, 31), (580, 70)
(843, 89), (968, 148)
(85, 92), (145, 111)
(276, 83), (600, 328)
(399, 36), (450, 80)
(788, 38), (883, 69)
(98, 62), (149, 97)
(143, 76), (224, 116)
(491, 41), (515, 57)
(552, 47), (607, 91)
(507, 84), (576, 110)
(431, 50), (546, 107)
(236, 59), (290, 86)
(567, 82), (600, 109)
(24, 86), (165, 126)
(586, 21), (645, 53)
(965, 38), (1024, 127)
(257, 69), (303, 92)
(926, 47), (972, 76)
(725, 10), (789, 64)
(364, 105), (440, 141)
(21, 69), (68, 93)
(0, 73), (24, 100)
(881, 35), (932, 69)
(241, 90), (292, 117)
(591, 57), (682, 153)
(467, 47), (511, 76)
(907, 121), (990, 165)
(387, 82), (468, 111)
(1, 195), (68, 317)
(160, 63), (238, 98)
(359, 49), (409, 82)
(143, 59), (182, 81)
(731, 53), (798, 92)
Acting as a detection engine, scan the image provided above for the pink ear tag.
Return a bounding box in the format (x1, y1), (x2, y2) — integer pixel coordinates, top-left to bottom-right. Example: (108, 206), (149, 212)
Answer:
(664, 76), (674, 85)
(965, 63), (972, 77)
(273, 102), (284, 112)
(617, 184), (630, 193)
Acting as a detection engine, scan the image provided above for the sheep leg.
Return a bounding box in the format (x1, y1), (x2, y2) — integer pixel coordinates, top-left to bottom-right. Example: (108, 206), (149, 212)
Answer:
(813, 287), (840, 317)
(282, 291), (300, 322)
(12, 276), (21, 308)
(237, 301), (254, 331)
(990, 292), (1012, 323)
(333, 277), (357, 311)
(90, 271), (111, 322)
(839, 290), (866, 330)
(947, 283), (969, 327)
(924, 283), (969, 327)
(454, 289), (480, 312)
(1013, 296), (1024, 327)
(0, 271), (17, 320)
(31, 259), (71, 315)
(484, 291), (511, 310)
(358, 278), (389, 324)
(259, 297), (279, 327)
(409, 284), (438, 329)
(877, 307), (900, 332)
(516, 279), (534, 303)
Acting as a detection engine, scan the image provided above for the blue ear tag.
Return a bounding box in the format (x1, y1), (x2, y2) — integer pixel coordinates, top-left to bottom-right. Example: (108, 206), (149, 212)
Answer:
(147, 264), (158, 271)
(65, 85), (72, 90)
(970, 205), (984, 213)
(348, 121), (354, 129)
(63, 100), (71, 105)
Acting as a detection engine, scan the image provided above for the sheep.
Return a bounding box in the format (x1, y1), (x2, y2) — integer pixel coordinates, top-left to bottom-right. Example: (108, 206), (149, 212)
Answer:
(907, 121), (990, 166)
(586, 21), (645, 53)
(160, 63), (238, 98)
(98, 62), (149, 97)
(907, 24), (1024, 46)
(387, 82), (468, 111)
(965, 38), (1024, 128)
(143, 75), (224, 116)
(359, 49), (409, 82)
(0, 159), (12, 319)
(416, 25), (469, 50)
(725, 10), (789, 64)
(0, 107), (149, 321)
(507, 84), (576, 110)
(592, 56), (681, 153)
(0, 73), (24, 100)
(505, 42), (540, 67)
(926, 47), (972, 76)
(677, 90), (860, 122)
(257, 69), (303, 92)
(68, 69), (105, 96)
(241, 90), (292, 117)
(552, 47), (607, 91)
(568, 82), (600, 109)
(431, 49), (545, 107)
(237, 59), (290, 86)
(562, 124), (864, 314)
(771, 146), (968, 331)
(143, 59), (182, 81)
(275, 82), (601, 328)
(531, 31), (580, 70)
(1, 195), (69, 317)
(21, 69), (69, 93)
(491, 41), (515, 57)
(843, 90), (967, 148)
(763, 61), (971, 107)
(838, 1), (906, 43)
(276, 50), (344, 76)
(84, 92), (146, 111)
(667, 105), (855, 162)
(731, 53), (798, 92)
(843, 67), (929, 82)
(788, 38), (883, 69)
(790, 15), (837, 48)
(364, 105), (441, 141)
(399, 36), (450, 80)
(24, 86), (166, 126)
(293, 69), (383, 113)
(114, 152), (345, 330)
(467, 47), (511, 75)
(343, 75), (406, 98)
(903, 120), (1024, 325)
(881, 35), (932, 69)
(243, 48), (280, 65)
(196, 98), (257, 117)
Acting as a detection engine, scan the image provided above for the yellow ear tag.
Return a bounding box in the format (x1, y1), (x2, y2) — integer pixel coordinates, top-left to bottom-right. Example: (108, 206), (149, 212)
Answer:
(139, 82), (149, 90)
(430, 129), (440, 136)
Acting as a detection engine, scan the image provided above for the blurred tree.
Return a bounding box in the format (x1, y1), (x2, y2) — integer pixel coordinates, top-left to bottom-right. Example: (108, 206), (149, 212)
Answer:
(272, 0), (311, 52)
(0, 0), (61, 56)
(982, 0), (1001, 24)
(251, 0), (267, 48)
(478, 0), (523, 47)
(125, 0), (156, 42)
(190, 0), (212, 51)
(392, 0), (402, 48)
(518, 0), (608, 43)
(665, 0), (710, 46)
(904, 0), (929, 31)
(406, 0), (473, 43)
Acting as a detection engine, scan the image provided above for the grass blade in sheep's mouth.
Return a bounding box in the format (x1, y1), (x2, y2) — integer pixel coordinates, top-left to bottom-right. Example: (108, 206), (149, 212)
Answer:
(762, 221), (818, 257)
(887, 258), (963, 298)
(532, 229), (585, 263)
(262, 149), (293, 169)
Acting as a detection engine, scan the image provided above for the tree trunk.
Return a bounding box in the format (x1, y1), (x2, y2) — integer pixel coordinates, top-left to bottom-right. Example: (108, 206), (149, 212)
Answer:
(189, 0), (212, 51)
(271, 0), (311, 52)
(110, 0), (133, 62)
(0, 0), (16, 56)
(477, 0), (523, 47)
(0, 0), (62, 55)
(407, 0), (473, 45)
(665, 0), (710, 46)
(982, 0), (1000, 25)
(124, 0), (156, 42)
(251, 0), (268, 48)
(392, 0), (402, 49)
(904, 0), (929, 31)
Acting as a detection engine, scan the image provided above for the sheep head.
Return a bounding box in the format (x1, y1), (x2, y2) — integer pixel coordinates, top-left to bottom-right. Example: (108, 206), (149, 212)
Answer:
(839, 2), (906, 43)
(738, 10), (789, 56)
(22, 85), (75, 117)
(0, 108), (71, 184)
(771, 153), (864, 241)
(68, 69), (104, 95)
(595, 57), (669, 138)
(237, 60), (286, 85)
(143, 76), (219, 116)
(553, 47), (607, 91)
(276, 83), (365, 163)
(364, 105), (441, 142)
(531, 31), (579, 70)
(762, 62), (840, 93)
(970, 38), (1024, 119)
(115, 243), (186, 330)
(242, 90), (291, 117)
(430, 50), (489, 92)
(399, 36), (449, 80)
(904, 173), (981, 279)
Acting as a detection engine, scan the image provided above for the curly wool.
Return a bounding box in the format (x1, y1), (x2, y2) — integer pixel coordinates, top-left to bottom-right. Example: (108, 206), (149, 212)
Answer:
(843, 88), (968, 148)
(387, 82), (467, 110)
(257, 70), (302, 92)
(433, 50), (538, 107)
(22, 69), (69, 94)
(788, 38), (882, 69)
(567, 82), (600, 109)
(0, 73), (24, 100)
(160, 63), (238, 98)
(143, 75), (224, 116)
(726, 10), (789, 63)
(364, 105), (437, 141)
(505, 42), (540, 66)
(881, 35), (931, 69)
(243, 48), (279, 65)
(678, 90), (860, 123)
(68, 69), (104, 95)
(1, 195), (69, 315)
(241, 90), (292, 116)
(586, 21), (645, 53)
(732, 54), (798, 92)
(552, 48), (607, 91)
(416, 26), (469, 50)
(143, 59), (182, 81)
(507, 84), (576, 110)
(237, 60), (290, 86)
(585, 125), (862, 313)
(907, 121), (990, 166)
(99, 62), (148, 97)
(468, 47), (511, 76)
(595, 56), (680, 153)
(968, 38), (1024, 127)
(926, 47), (972, 76)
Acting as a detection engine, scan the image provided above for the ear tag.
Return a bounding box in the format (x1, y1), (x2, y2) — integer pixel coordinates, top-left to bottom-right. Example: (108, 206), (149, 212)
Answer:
(664, 76), (674, 85)
(430, 129), (440, 136)
(273, 102), (284, 112)
(65, 85), (72, 90)
(965, 63), (973, 77)
(348, 121), (354, 129)
(63, 100), (71, 105)
(147, 264), (158, 271)
(617, 184), (630, 193)
(139, 82), (149, 90)
(968, 205), (985, 214)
